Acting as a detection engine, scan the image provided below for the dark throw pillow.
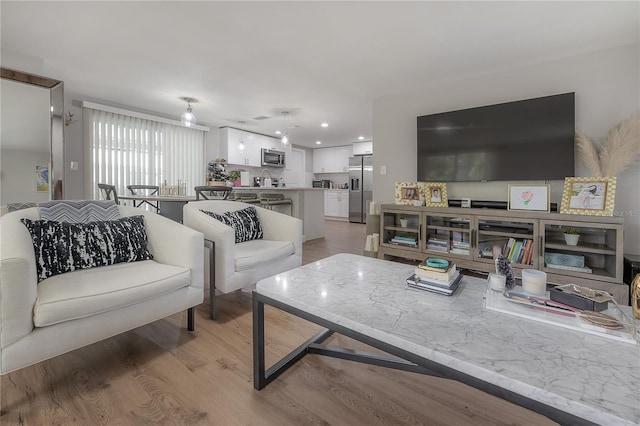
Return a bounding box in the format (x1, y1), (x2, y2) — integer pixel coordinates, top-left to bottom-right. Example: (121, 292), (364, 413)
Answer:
(201, 206), (263, 243)
(21, 215), (153, 282)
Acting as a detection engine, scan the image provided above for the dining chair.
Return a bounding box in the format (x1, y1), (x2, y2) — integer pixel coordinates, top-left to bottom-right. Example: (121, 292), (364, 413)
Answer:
(194, 186), (233, 201)
(127, 184), (160, 213)
(97, 183), (119, 204)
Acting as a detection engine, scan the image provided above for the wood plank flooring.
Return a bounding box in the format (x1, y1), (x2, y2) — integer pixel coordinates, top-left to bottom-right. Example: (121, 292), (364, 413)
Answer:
(0, 220), (557, 425)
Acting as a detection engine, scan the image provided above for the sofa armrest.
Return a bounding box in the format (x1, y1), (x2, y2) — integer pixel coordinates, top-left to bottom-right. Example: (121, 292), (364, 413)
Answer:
(1, 258), (37, 349)
(182, 206), (236, 285)
(257, 208), (303, 256)
(120, 206), (204, 290)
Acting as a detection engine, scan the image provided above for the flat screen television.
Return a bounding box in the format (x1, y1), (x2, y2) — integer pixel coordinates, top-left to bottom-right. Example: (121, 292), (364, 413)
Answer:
(417, 93), (575, 182)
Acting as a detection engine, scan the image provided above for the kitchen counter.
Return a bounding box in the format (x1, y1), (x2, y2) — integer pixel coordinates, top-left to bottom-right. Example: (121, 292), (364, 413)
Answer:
(232, 187), (324, 240)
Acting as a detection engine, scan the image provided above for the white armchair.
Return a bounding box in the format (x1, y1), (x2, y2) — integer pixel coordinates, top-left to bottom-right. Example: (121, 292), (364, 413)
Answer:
(0, 205), (204, 374)
(183, 200), (302, 319)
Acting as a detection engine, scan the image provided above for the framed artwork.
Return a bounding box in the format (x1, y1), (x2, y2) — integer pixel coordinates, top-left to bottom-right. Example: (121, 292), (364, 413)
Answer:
(395, 182), (423, 205)
(422, 182), (448, 207)
(508, 184), (550, 212)
(35, 165), (49, 192)
(560, 177), (617, 216)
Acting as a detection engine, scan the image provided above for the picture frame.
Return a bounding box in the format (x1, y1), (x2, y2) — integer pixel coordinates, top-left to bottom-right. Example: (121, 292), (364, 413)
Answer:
(395, 182), (423, 205)
(35, 165), (49, 192)
(507, 184), (550, 212)
(422, 182), (448, 207)
(560, 177), (617, 216)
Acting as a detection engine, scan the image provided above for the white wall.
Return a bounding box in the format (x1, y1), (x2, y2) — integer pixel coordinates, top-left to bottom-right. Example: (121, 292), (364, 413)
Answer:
(372, 43), (640, 254)
(0, 149), (51, 204)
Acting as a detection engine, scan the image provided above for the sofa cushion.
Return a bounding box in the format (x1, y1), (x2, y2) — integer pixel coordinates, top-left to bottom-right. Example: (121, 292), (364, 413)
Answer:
(201, 206), (263, 243)
(21, 216), (153, 282)
(234, 239), (295, 271)
(39, 200), (120, 222)
(34, 260), (190, 327)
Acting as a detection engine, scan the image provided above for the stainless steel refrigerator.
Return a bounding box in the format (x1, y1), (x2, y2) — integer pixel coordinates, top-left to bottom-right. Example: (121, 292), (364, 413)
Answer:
(349, 156), (373, 223)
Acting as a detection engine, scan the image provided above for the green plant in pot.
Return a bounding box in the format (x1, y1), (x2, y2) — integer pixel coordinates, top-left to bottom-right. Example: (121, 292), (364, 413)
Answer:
(228, 171), (242, 186)
(563, 227), (580, 246)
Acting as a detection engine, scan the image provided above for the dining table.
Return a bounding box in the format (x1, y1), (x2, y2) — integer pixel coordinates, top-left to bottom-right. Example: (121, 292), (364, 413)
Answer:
(119, 194), (196, 222)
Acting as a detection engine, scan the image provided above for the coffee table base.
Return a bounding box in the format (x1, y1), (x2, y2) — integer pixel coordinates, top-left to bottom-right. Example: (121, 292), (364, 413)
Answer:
(252, 291), (597, 426)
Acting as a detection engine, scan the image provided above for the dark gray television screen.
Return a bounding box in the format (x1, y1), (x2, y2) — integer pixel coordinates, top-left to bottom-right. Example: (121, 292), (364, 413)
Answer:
(417, 93), (575, 182)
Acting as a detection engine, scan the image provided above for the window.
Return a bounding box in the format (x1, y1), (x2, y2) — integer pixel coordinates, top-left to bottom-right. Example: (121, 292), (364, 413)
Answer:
(86, 107), (205, 200)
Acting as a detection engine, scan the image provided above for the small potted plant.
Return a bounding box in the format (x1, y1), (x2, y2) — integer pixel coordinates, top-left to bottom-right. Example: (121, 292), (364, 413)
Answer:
(228, 170), (242, 187)
(563, 227), (580, 245)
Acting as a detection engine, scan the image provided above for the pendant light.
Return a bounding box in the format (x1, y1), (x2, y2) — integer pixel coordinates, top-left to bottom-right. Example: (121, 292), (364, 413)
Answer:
(280, 111), (290, 146)
(238, 121), (246, 151)
(180, 97), (197, 127)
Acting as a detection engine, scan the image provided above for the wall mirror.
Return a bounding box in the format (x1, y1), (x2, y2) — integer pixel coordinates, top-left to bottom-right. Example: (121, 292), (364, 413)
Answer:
(1, 68), (64, 205)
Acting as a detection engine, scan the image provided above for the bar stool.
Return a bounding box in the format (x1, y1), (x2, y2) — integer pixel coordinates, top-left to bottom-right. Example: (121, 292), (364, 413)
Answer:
(259, 193), (292, 215)
(233, 192), (261, 205)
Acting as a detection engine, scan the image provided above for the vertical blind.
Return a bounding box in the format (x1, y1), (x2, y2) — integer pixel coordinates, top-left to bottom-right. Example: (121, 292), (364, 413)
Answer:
(87, 108), (205, 200)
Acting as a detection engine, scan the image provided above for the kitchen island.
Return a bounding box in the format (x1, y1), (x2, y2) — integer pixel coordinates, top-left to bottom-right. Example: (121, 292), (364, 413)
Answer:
(232, 187), (325, 241)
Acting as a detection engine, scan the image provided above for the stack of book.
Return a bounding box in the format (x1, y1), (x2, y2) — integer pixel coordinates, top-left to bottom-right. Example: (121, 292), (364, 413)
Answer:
(426, 237), (449, 253)
(390, 236), (417, 247)
(406, 260), (462, 295)
(450, 240), (470, 255)
(502, 238), (534, 265)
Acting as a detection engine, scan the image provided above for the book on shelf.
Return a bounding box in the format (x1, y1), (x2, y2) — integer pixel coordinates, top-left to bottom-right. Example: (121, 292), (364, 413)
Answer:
(415, 261), (457, 282)
(501, 238), (534, 265)
(546, 263), (593, 273)
(406, 272), (463, 295)
(450, 248), (470, 255)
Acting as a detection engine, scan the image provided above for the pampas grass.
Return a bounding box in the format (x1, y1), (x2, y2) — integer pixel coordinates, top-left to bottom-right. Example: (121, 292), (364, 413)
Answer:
(576, 112), (640, 177)
(600, 112), (640, 176)
(575, 129), (602, 176)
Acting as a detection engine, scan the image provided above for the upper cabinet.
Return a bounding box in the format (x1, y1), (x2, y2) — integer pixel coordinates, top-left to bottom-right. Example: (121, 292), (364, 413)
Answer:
(219, 127), (289, 168)
(313, 145), (353, 173)
(352, 141), (373, 156)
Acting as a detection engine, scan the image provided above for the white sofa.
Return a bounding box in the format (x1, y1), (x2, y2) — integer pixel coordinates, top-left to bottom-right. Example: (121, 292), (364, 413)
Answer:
(0, 205), (204, 374)
(183, 200), (302, 319)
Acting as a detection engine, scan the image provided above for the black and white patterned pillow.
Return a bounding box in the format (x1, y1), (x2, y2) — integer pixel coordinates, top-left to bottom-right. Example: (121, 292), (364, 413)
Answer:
(201, 206), (263, 243)
(21, 215), (153, 282)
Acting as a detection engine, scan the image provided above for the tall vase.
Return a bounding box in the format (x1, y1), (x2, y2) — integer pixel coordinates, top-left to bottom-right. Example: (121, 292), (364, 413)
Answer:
(632, 274), (640, 320)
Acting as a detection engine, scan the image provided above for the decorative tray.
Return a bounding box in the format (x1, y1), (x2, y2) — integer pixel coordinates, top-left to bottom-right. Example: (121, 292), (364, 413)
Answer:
(483, 285), (637, 344)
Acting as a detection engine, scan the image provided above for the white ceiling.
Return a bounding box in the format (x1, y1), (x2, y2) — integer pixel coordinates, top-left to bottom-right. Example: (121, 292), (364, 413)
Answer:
(1, 1), (638, 149)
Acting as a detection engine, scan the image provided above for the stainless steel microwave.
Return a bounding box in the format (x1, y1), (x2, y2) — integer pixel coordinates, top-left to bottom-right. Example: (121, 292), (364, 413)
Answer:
(261, 148), (285, 167)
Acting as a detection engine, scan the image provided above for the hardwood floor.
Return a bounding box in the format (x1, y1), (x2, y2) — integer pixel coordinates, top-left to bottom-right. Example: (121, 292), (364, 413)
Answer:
(0, 220), (557, 425)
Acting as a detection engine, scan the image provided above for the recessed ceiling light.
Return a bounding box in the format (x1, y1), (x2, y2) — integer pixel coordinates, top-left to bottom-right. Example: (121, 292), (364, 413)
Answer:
(358, 136), (365, 140)
(316, 141), (322, 145)
(321, 122), (328, 128)
(275, 130), (282, 135)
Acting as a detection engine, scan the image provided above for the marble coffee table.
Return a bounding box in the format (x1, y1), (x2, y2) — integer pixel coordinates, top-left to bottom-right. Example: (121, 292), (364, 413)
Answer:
(253, 254), (639, 426)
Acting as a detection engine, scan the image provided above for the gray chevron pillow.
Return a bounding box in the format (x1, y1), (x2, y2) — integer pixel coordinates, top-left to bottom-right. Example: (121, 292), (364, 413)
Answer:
(201, 206), (263, 243)
(39, 200), (120, 223)
(21, 215), (153, 282)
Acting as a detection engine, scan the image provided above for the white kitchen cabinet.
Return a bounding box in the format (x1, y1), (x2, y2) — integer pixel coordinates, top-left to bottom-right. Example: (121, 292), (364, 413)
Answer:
(219, 127), (261, 167)
(352, 141), (373, 155)
(313, 145), (353, 173)
(325, 190), (349, 219)
(220, 128), (288, 168)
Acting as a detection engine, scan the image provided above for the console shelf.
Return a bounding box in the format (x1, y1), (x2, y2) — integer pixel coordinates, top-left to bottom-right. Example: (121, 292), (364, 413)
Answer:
(379, 205), (627, 304)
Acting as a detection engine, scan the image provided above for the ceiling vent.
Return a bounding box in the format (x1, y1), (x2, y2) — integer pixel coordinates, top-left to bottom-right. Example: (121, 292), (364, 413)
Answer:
(253, 115), (270, 121)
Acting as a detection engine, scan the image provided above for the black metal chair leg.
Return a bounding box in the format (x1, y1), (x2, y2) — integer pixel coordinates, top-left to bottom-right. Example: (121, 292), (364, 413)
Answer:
(187, 307), (195, 331)
(205, 239), (216, 320)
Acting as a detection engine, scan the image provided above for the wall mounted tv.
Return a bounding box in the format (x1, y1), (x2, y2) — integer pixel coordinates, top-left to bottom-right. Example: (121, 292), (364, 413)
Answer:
(417, 92), (575, 182)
